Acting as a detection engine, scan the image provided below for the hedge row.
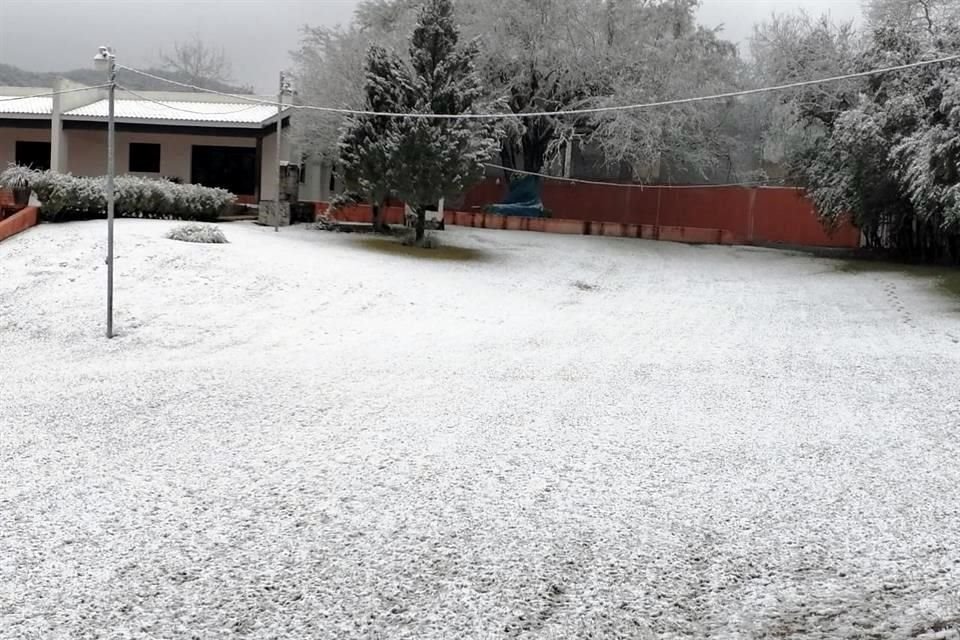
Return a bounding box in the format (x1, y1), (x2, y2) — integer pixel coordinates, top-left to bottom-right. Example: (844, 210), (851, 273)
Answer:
(0, 165), (236, 222)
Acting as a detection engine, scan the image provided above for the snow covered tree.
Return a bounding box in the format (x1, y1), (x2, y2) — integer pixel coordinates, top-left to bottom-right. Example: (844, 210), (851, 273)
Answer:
(784, 18), (960, 261)
(294, 21), (414, 165)
(748, 11), (863, 183)
(297, 0), (748, 183)
(466, 0), (610, 175)
(587, 1), (743, 182)
(337, 46), (415, 232)
(390, 0), (498, 243)
(292, 27), (368, 163)
(160, 38), (234, 87)
(865, 0), (960, 38)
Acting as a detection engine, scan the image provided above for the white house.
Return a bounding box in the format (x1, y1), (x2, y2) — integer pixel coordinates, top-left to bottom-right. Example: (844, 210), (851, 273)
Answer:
(0, 80), (299, 203)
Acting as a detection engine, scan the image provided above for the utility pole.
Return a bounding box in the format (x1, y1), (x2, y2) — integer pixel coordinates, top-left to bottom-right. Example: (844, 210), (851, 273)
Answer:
(94, 46), (117, 338)
(275, 71), (289, 232)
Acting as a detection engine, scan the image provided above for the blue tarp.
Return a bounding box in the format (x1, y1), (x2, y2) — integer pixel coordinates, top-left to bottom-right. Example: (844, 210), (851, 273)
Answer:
(485, 175), (546, 218)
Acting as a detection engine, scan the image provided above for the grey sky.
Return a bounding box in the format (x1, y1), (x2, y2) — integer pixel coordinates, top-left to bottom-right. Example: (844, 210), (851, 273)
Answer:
(1, 0), (863, 93)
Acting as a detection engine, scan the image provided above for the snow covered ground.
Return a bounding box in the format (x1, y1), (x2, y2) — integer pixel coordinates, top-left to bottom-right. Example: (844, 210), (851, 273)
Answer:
(2, 220), (959, 639)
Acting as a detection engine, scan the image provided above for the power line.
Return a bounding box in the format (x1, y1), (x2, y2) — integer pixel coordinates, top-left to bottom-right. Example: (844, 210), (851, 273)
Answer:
(116, 65), (280, 106)
(118, 53), (960, 120)
(483, 163), (783, 190)
(0, 84), (113, 102)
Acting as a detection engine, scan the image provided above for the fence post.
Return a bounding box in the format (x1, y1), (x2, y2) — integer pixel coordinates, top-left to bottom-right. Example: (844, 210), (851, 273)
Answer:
(747, 188), (757, 245)
(654, 189), (662, 240)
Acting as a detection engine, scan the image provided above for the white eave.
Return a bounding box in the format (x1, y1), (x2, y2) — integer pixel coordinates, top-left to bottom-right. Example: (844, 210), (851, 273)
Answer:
(0, 94), (289, 129)
(63, 99), (287, 128)
(0, 97), (54, 118)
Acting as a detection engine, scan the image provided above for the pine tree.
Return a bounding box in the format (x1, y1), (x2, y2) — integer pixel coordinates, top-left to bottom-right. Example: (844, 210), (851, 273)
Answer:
(337, 46), (414, 232)
(390, 0), (498, 243)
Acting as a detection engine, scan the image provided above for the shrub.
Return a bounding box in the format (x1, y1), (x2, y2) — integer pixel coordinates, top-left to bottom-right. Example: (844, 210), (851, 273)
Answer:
(0, 165), (235, 222)
(328, 191), (361, 212)
(165, 223), (229, 244)
(3, 164), (30, 190)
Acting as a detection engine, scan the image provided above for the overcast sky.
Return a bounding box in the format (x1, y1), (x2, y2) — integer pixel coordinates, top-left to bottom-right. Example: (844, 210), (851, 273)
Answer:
(0, 0), (863, 93)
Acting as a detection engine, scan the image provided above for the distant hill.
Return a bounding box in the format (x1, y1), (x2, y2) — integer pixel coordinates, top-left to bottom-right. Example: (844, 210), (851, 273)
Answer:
(0, 63), (253, 94)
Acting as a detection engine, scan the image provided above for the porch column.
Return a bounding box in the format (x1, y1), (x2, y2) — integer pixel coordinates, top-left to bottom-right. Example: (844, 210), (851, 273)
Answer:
(50, 82), (67, 172)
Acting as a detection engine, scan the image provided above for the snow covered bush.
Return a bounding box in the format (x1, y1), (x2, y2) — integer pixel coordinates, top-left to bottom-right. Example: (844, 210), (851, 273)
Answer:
(165, 223), (229, 244)
(771, 15), (960, 263)
(0, 164), (32, 190)
(0, 166), (235, 222)
(328, 191), (361, 212)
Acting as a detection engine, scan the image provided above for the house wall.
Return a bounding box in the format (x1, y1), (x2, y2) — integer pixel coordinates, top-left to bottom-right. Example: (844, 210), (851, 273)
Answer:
(299, 157), (336, 203)
(64, 129), (257, 184)
(0, 127), (51, 167)
(51, 80), (105, 172)
(258, 129), (293, 201)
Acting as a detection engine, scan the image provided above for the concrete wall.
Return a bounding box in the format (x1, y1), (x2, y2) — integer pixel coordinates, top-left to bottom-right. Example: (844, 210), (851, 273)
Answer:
(0, 127), (51, 168)
(51, 79), (105, 172)
(64, 129), (257, 184)
(258, 129), (292, 201)
(300, 157), (337, 203)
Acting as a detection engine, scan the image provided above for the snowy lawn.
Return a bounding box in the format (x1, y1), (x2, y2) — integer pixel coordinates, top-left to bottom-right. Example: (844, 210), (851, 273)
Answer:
(2, 220), (959, 639)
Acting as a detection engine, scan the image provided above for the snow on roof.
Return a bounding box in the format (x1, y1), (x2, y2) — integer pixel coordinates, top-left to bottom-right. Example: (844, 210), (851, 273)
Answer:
(64, 99), (284, 126)
(0, 96), (53, 116)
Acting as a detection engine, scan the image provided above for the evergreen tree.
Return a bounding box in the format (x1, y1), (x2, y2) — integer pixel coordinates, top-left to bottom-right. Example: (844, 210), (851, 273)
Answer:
(337, 46), (415, 232)
(390, 0), (498, 243)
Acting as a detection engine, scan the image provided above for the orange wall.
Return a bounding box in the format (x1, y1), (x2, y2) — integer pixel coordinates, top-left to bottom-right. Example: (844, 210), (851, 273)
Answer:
(464, 179), (860, 249)
(317, 203), (406, 225)
(0, 206), (39, 244)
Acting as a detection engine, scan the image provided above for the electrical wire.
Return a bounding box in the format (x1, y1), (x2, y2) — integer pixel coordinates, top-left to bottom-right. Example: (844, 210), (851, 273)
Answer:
(118, 53), (960, 120)
(483, 163), (785, 190)
(116, 65), (280, 106)
(0, 84), (113, 102)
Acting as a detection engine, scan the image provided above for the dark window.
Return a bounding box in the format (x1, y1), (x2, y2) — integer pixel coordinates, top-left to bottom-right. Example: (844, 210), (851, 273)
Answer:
(191, 145), (257, 196)
(129, 143), (161, 173)
(15, 141), (51, 170)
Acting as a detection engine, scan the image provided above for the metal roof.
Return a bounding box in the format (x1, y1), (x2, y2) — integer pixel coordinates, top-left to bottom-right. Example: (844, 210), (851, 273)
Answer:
(0, 92), (286, 127)
(0, 96), (53, 116)
(64, 99), (283, 126)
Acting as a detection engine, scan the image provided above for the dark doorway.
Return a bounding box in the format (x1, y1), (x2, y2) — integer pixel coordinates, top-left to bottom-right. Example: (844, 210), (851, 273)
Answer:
(15, 141), (51, 170)
(190, 145), (257, 196)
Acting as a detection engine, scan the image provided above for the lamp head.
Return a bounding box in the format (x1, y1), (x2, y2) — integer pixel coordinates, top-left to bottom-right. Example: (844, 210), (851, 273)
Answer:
(93, 46), (115, 73)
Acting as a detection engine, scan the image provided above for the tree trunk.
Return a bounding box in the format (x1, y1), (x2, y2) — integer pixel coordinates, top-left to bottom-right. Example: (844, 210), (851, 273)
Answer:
(522, 121), (550, 173)
(415, 205), (426, 243)
(372, 200), (386, 233)
(500, 140), (520, 180)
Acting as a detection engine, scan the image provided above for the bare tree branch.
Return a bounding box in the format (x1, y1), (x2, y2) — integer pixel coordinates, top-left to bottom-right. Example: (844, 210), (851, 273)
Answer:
(160, 38), (233, 86)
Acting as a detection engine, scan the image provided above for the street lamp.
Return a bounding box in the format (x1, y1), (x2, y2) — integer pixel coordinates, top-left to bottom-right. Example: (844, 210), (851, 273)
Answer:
(94, 46), (116, 338)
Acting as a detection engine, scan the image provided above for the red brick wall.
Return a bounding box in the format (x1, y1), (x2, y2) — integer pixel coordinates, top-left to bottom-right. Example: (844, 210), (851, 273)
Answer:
(316, 203), (406, 225)
(463, 179), (860, 249)
(0, 206), (39, 244)
(750, 189), (861, 248)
